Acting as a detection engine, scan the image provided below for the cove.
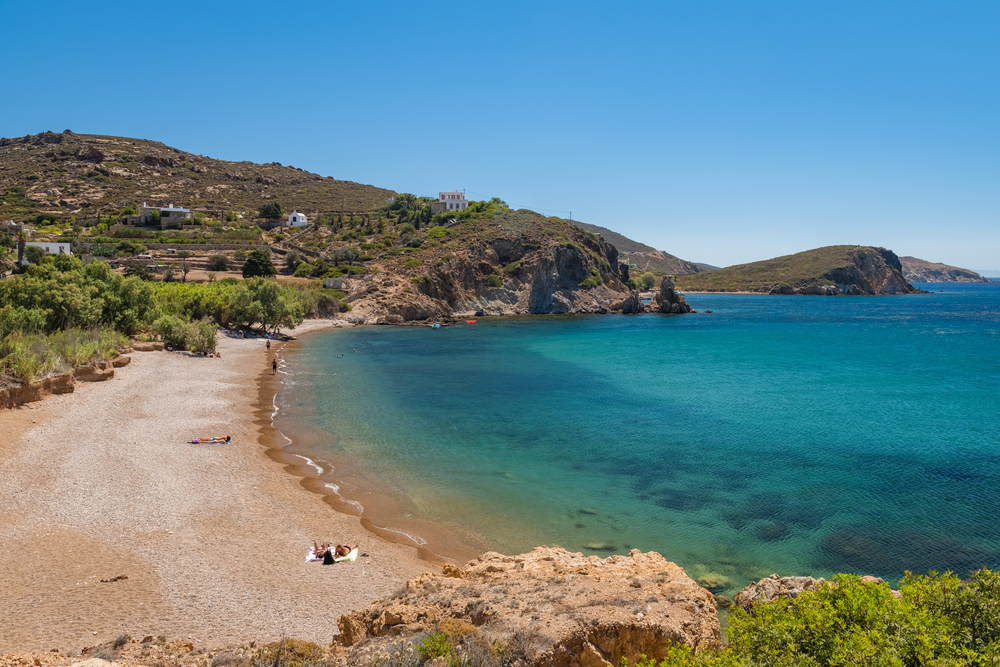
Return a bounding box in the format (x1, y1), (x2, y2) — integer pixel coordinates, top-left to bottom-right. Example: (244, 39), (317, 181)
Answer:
(274, 283), (1000, 595)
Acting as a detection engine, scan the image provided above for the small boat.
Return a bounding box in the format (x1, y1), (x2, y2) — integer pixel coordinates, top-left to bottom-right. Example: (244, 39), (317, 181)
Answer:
(466, 320), (477, 324)
(431, 323), (441, 329)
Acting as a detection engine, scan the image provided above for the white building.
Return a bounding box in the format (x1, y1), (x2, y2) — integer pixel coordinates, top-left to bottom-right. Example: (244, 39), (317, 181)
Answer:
(27, 242), (72, 255)
(21, 242), (72, 265)
(287, 211), (308, 227)
(437, 191), (469, 212)
(138, 202), (192, 226)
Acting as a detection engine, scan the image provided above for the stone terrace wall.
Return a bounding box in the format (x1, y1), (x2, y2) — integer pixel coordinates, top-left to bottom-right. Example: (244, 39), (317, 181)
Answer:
(144, 243), (259, 251)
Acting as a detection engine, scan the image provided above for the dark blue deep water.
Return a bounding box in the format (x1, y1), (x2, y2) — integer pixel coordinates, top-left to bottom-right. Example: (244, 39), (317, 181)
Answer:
(277, 283), (1000, 593)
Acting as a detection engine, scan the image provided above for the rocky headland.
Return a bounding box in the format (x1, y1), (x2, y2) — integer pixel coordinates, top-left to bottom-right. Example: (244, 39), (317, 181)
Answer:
(676, 245), (921, 296)
(899, 256), (990, 283)
(334, 214), (694, 323)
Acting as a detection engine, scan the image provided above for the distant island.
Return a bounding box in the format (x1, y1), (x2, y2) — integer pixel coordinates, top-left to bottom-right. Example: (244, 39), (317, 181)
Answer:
(675, 245), (919, 295)
(899, 256), (989, 283)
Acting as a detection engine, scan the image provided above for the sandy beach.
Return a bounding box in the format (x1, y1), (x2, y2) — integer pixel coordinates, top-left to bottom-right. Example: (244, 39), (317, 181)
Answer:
(0, 322), (432, 654)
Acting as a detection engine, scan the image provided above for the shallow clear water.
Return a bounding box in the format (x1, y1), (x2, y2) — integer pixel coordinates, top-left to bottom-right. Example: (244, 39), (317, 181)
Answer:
(277, 283), (1000, 593)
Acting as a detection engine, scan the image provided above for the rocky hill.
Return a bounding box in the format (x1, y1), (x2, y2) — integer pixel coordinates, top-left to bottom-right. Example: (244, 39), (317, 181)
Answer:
(572, 221), (714, 275)
(899, 256), (989, 283)
(287, 208), (694, 322)
(0, 130), (394, 221)
(675, 245), (920, 295)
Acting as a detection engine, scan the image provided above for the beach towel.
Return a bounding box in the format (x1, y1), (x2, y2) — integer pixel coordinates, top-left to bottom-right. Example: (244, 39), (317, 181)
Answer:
(334, 547), (359, 563)
(306, 548), (323, 563)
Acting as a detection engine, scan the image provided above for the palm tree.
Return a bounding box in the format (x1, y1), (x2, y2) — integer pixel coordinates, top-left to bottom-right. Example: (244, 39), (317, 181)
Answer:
(16, 230), (28, 265)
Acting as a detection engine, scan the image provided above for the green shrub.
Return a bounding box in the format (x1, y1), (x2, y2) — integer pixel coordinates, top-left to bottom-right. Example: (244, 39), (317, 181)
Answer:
(88, 243), (117, 257)
(485, 274), (503, 288)
(293, 262), (314, 278)
(416, 631), (451, 661)
(151, 316), (217, 352)
(151, 315), (187, 348)
(580, 271), (602, 289)
(242, 249), (276, 278)
(404, 258), (421, 269)
(648, 570), (1000, 667)
(206, 255), (230, 272)
(252, 640), (324, 667)
(426, 226), (449, 239)
(24, 245), (46, 264)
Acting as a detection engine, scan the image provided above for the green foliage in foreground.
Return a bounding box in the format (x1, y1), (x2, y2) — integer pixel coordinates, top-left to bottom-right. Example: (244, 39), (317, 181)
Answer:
(0, 327), (129, 384)
(646, 569), (1000, 667)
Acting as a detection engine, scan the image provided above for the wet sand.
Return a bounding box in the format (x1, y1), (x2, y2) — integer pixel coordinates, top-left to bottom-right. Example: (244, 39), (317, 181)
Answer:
(0, 321), (433, 653)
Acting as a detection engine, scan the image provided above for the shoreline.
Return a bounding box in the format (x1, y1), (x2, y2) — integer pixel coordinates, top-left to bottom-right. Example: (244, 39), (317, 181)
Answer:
(258, 327), (491, 568)
(0, 320), (433, 653)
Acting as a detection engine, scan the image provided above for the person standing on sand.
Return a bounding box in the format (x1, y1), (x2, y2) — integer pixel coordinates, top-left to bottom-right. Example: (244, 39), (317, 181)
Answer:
(266, 340), (270, 351)
(272, 358), (277, 374)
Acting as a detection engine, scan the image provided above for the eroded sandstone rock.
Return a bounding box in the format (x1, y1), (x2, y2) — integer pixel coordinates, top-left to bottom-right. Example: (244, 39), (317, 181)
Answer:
(336, 546), (719, 666)
(73, 362), (114, 382)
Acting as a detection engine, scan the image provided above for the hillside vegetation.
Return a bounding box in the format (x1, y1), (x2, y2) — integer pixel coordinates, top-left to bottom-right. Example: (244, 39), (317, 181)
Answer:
(273, 198), (639, 321)
(676, 245), (918, 296)
(0, 130), (394, 222)
(573, 221), (713, 275)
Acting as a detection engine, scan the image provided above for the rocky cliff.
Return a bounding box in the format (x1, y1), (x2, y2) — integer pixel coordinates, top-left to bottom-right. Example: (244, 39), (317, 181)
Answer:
(899, 256), (990, 283)
(676, 245), (921, 296)
(333, 546), (720, 667)
(338, 213), (695, 323)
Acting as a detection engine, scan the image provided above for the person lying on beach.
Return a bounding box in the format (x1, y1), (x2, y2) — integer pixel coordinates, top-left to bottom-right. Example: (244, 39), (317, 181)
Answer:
(190, 436), (232, 444)
(335, 543), (358, 557)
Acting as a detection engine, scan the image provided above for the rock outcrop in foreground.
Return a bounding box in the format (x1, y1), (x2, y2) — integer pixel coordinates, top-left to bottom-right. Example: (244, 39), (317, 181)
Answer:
(335, 547), (720, 666)
(899, 256), (990, 283)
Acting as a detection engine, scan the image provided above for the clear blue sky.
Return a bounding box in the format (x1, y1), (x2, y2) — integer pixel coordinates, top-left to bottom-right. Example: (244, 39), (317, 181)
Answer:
(2, 1), (997, 271)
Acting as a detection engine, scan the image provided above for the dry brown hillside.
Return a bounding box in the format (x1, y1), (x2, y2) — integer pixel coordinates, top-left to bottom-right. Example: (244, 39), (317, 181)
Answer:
(0, 130), (394, 222)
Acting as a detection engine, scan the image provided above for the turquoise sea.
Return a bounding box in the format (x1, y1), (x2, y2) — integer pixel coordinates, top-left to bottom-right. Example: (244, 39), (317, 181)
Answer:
(275, 283), (1000, 594)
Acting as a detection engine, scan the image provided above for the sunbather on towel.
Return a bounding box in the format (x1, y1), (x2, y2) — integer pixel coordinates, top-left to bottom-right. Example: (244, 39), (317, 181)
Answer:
(191, 436), (232, 444)
(335, 543), (358, 557)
